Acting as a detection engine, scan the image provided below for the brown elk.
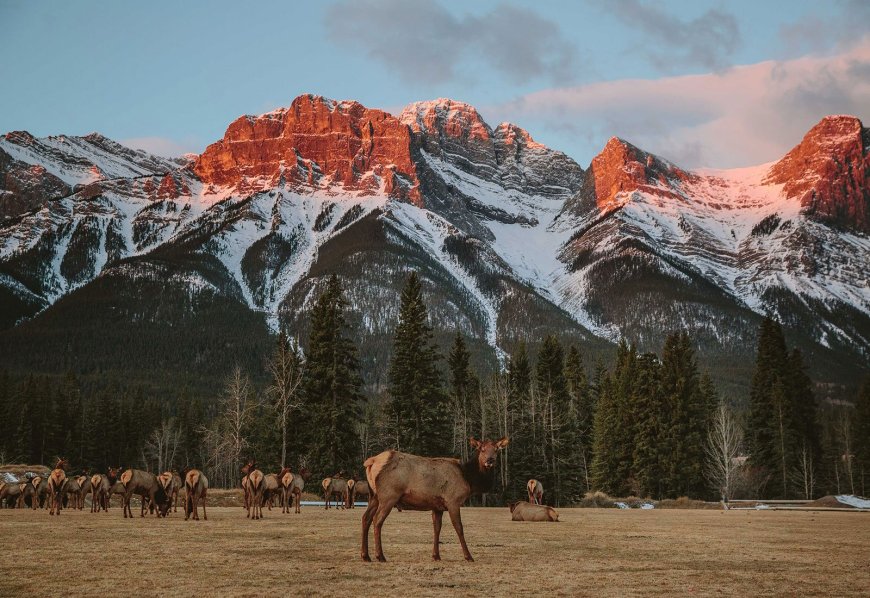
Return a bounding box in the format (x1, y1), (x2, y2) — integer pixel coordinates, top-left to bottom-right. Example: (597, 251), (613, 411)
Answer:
(1, 482), (23, 508)
(74, 474), (92, 510)
(278, 468), (294, 514)
(245, 463), (265, 520)
(288, 467), (310, 514)
(90, 474), (110, 512)
(28, 476), (47, 510)
(527, 479), (543, 505)
(349, 478), (370, 507)
(119, 469), (170, 518)
(510, 500), (559, 522)
(361, 437), (509, 563)
(184, 469), (208, 521)
(323, 473), (348, 510)
(240, 460), (254, 512)
(47, 458), (69, 516)
(262, 473), (280, 510)
(62, 477), (81, 509)
(157, 472), (181, 516)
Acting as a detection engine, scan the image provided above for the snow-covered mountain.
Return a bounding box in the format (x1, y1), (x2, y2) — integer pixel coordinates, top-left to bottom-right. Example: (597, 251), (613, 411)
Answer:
(0, 95), (867, 395)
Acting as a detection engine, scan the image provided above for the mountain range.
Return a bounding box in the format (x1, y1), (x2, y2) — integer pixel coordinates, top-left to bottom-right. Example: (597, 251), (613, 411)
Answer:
(1, 94), (867, 398)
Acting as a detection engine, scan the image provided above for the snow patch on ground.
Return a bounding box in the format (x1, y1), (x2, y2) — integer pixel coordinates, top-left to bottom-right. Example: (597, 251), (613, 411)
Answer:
(836, 495), (870, 509)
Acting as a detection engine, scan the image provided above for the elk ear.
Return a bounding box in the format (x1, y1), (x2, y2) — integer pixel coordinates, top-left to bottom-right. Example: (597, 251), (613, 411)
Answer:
(495, 437), (510, 450)
(469, 437), (481, 450)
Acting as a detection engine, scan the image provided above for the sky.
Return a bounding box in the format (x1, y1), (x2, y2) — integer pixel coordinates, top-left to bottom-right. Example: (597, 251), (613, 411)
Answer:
(1, 0), (867, 169)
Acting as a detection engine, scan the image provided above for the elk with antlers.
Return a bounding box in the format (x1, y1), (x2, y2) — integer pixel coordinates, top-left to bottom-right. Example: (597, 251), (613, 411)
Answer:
(361, 437), (509, 562)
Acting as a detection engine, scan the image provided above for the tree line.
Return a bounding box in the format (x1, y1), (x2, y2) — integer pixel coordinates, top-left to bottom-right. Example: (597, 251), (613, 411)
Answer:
(0, 272), (868, 500)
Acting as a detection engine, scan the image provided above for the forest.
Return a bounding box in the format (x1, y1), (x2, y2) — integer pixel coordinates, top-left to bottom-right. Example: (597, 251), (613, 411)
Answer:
(1, 272), (868, 503)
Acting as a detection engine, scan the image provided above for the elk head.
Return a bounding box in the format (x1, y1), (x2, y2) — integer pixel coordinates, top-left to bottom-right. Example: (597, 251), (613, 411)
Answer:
(241, 460), (256, 476)
(107, 467), (120, 483)
(54, 458), (68, 471)
(469, 437), (509, 471)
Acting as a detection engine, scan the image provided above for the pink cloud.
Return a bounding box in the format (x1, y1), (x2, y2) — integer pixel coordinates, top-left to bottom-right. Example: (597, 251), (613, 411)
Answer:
(120, 136), (202, 158)
(488, 37), (870, 169)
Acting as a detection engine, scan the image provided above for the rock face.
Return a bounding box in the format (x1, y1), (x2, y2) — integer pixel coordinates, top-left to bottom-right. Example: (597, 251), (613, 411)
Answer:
(765, 115), (869, 233)
(0, 97), (868, 397)
(194, 94), (421, 203)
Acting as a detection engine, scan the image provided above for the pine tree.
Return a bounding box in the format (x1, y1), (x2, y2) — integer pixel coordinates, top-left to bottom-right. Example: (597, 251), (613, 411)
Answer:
(448, 331), (473, 460)
(565, 345), (594, 493)
(536, 335), (573, 505)
(301, 275), (364, 475)
(786, 349), (819, 497)
(507, 342), (535, 500)
(747, 317), (794, 498)
(630, 353), (665, 498)
(660, 331), (707, 498)
(852, 378), (870, 496)
(386, 272), (449, 456)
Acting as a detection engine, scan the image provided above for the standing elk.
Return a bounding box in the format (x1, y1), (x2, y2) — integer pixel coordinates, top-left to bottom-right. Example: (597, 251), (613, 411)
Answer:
(245, 463), (265, 520)
(90, 474), (110, 512)
(47, 458), (69, 516)
(510, 500), (559, 522)
(184, 469), (208, 521)
(29, 476), (47, 510)
(62, 477), (81, 509)
(288, 467), (310, 514)
(1, 482), (23, 508)
(527, 479), (543, 505)
(75, 474), (92, 510)
(323, 473), (348, 510)
(171, 471), (183, 512)
(349, 478), (370, 507)
(240, 460), (255, 512)
(361, 436), (509, 563)
(262, 473), (280, 510)
(119, 469), (170, 518)
(278, 468), (294, 514)
(157, 472), (181, 516)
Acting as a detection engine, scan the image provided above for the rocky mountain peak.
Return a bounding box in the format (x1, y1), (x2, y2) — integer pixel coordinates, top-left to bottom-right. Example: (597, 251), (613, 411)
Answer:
(765, 115), (868, 232)
(193, 94), (421, 203)
(399, 98), (491, 142)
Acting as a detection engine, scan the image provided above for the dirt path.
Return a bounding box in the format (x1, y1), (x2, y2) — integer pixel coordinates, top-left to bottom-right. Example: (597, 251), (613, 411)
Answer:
(1, 506), (867, 596)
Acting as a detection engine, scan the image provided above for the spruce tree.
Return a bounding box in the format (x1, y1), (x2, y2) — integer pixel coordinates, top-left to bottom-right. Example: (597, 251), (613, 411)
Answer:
(786, 348), (820, 496)
(386, 272), (450, 456)
(448, 331), (472, 460)
(507, 342), (535, 499)
(536, 335), (573, 505)
(301, 275), (364, 475)
(630, 353), (665, 498)
(565, 345), (594, 492)
(852, 378), (870, 496)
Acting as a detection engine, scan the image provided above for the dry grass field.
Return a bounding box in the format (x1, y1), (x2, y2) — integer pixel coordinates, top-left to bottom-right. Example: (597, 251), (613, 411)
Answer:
(1, 504), (868, 597)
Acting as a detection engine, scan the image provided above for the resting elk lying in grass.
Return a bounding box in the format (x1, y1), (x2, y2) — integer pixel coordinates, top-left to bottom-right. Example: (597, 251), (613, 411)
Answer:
(509, 500), (559, 522)
(527, 479), (543, 505)
(361, 437), (509, 563)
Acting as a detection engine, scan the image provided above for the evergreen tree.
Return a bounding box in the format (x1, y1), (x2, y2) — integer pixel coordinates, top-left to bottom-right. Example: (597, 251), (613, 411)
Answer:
(660, 331), (708, 497)
(536, 335), (572, 504)
(301, 275), (364, 475)
(565, 345), (594, 492)
(448, 331), (473, 460)
(786, 348), (820, 496)
(852, 378), (870, 496)
(386, 272), (449, 456)
(747, 317), (795, 498)
(630, 353), (665, 498)
(507, 342), (535, 499)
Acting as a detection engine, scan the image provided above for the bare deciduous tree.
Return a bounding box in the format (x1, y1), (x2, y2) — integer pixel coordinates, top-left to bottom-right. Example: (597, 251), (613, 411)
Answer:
(266, 334), (304, 468)
(705, 404), (743, 501)
(790, 440), (817, 500)
(199, 367), (255, 488)
(144, 418), (181, 473)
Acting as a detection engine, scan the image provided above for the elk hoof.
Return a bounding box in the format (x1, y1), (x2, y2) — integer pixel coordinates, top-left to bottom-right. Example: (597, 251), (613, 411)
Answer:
(465, 555), (475, 562)
(432, 555), (441, 561)
(376, 555), (387, 563)
(362, 555), (371, 562)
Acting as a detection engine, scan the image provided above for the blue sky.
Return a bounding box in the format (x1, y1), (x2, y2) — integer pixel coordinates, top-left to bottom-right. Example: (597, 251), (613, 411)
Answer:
(1, 0), (867, 168)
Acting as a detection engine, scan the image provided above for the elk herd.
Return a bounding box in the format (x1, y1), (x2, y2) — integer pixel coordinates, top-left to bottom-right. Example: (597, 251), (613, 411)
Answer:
(1, 436), (563, 562)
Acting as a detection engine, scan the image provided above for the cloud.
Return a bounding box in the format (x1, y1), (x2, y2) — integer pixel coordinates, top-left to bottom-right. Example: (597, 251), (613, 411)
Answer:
(779, 0), (870, 56)
(324, 0), (579, 85)
(588, 0), (741, 72)
(489, 37), (870, 169)
(120, 136), (202, 158)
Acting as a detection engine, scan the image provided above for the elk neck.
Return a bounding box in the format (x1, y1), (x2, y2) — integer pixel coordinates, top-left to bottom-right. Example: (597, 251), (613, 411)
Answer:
(460, 456), (496, 495)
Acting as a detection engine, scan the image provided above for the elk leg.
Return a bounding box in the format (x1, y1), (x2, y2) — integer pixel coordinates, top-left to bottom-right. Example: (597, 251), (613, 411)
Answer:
(432, 510), (444, 561)
(361, 494), (378, 561)
(202, 494), (208, 520)
(373, 498), (397, 563)
(447, 506), (474, 562)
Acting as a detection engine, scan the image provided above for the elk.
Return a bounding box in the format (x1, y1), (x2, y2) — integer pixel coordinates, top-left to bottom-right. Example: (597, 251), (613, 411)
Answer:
(323, 473), (348, 510)
(157, 472), (181, 516)
(75, 474), (92, 510)
(262, 473), (280, 510)
(278, 468), (294, 514)
(510, 500), (559, 522)
(240, 460), (254, 512)
(1, 482), (23, 508)
(90, 474), (110, 512)
(62, 477), (81, 509)
(184, 469), (208, 521)
(245, 463), (265, 520)
(361, 437), (509, 563)
(288, 467), (310, 514)
(527, 479), (543, 505)
(47, 458), (69, 516)
(171, 471), (183, 512)
(119, 469), (170, 518)
(28, 476), (47, 510)
(349, 478), (370, 507)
